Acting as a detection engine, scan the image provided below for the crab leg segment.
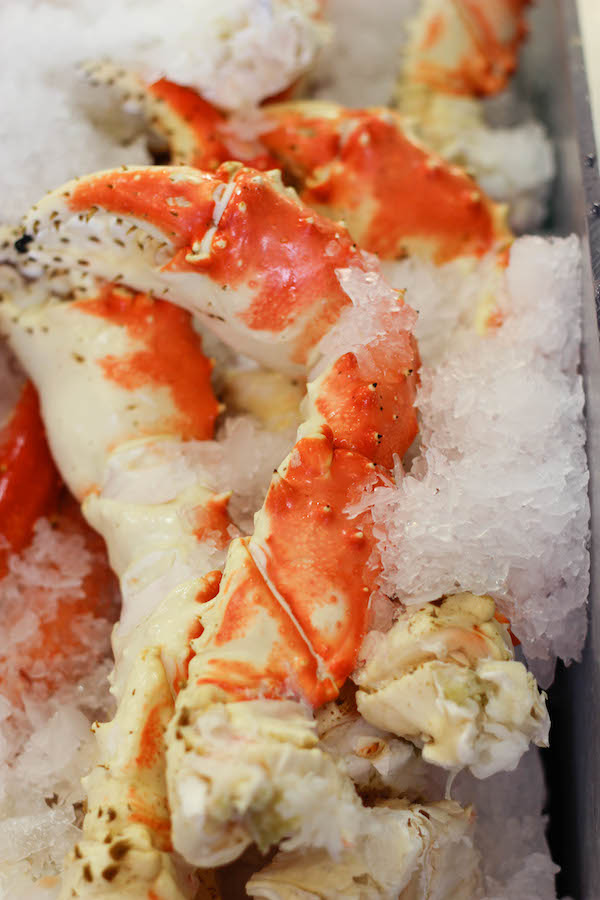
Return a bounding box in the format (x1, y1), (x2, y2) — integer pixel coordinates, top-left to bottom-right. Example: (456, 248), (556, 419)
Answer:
(403, 0), (531, 97)
(165, 279), (420, 865)
(59, 577), (223, 900)
(18, 165), (364, 373)
(2, 282), (219, 499)
(190, 430), (389, 710)
(393, 0), (553, 235)
(70, 81), (510, 266)
(0, 274), (231, 897)
(257, 101), (509, 263)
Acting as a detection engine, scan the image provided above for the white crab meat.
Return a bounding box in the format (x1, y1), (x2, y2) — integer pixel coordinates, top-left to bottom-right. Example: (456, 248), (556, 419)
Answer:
(315, 694), (439, 799)
(247, 799), (482, 899)
(166, 694), (365, 867)
(355, 593), (549, 777)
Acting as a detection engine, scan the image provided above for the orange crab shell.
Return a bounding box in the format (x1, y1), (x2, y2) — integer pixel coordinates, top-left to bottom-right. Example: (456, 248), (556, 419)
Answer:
(259, 104), (508, 263)
(66, 164), (366, 366)
(407, 0), (532, 97)
(0, 381), (62, 575)
(76, 284), (220, 442)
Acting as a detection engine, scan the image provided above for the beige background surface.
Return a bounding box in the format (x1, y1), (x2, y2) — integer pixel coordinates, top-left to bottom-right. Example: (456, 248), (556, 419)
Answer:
(577, 0), (600, 146)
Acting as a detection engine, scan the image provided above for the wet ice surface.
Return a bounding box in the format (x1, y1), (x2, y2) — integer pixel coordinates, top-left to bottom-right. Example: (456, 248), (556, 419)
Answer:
(373, 236), (589, 684)
(0, 0), (325, 224)
(308, 0), (418, 106)
(0, 661), (114, 899)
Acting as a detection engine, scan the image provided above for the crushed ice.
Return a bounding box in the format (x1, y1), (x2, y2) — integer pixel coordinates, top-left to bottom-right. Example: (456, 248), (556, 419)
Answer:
(359, 236), (589, 684)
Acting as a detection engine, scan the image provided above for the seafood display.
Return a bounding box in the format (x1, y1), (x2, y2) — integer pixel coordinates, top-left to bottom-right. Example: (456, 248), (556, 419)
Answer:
(0, 2), (589, 899)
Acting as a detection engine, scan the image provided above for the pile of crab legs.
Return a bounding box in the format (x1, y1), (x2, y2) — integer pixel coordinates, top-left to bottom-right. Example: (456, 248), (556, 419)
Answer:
(0, 1), (550, 898)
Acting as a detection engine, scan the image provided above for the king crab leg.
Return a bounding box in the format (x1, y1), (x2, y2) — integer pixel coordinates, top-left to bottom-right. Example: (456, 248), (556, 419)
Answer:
(4, 163), (548, 892)
(14, 164), (365, 374)
(165, 263), (547, 869)
(0, 261), (234, 897)
(256, 99), (509, 263)
(246, 799), (482, 900)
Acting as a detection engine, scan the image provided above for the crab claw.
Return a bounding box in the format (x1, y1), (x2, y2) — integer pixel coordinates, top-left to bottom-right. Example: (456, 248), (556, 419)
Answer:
(354, 592), (549, 777)
(258, 100), (510, 263)
(16, 164), (364, 373)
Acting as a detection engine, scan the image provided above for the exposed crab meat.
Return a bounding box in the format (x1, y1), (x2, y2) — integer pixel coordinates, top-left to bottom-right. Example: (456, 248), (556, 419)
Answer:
(247, 799), (482, 900)
(2, 283), (219, 500)
(314, 684), (439, 801)
(355, 592), (549, 776)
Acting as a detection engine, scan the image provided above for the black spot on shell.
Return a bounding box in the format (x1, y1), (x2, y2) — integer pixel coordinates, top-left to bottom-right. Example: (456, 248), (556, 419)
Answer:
(109, 840), (130, 861)
(14, 234), (33, 254)
(102, 865), (119, 881)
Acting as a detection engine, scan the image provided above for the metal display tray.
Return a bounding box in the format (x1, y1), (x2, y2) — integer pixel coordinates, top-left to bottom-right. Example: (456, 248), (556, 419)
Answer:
(529, 2), (600, 896)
